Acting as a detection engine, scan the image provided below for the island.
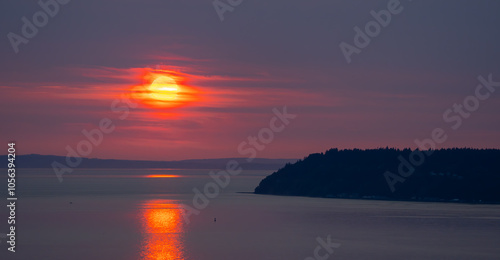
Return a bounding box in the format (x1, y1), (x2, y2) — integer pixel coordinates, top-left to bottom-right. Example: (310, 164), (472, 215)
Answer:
(254, 148), (500, 203)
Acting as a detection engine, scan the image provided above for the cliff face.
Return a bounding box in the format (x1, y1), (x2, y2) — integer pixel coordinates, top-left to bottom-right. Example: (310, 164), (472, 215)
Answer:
(254, 148), (500, 203)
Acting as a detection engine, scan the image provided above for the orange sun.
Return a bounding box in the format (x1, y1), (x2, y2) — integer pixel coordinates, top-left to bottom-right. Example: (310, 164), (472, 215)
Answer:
(130, 68), (198, 109)
(148, 76), (180, 101)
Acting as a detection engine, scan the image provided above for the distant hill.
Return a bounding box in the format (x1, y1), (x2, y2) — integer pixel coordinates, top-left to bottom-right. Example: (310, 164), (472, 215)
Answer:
(1, 154), (297, 170)
(254, 148), (500, 203)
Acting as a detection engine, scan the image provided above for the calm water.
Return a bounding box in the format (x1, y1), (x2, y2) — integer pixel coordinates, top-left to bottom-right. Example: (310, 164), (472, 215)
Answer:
(1, 168), (500, 260)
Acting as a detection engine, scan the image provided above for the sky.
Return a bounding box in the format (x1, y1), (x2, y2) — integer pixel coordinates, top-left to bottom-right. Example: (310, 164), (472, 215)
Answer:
(1, 0), (499, 161)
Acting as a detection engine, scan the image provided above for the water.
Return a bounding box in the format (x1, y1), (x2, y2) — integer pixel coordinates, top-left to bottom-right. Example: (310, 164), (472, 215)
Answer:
(1, 168), (500, 259)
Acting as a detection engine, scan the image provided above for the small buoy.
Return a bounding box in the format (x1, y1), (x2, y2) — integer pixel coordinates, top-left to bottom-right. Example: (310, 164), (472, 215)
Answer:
(214, 218), (216, 222)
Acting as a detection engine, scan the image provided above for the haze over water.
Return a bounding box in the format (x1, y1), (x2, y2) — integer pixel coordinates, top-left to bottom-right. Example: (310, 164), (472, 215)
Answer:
(1, 168), (499, 260)
(2, 1), (500, 259)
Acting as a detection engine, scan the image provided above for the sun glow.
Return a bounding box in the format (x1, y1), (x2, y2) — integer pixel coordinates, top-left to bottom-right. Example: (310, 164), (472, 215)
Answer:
(145, 174), (182, 178)
(148, 76), (180, 101)
(140, 200), (185, 260)
(130, 68), (198, 109)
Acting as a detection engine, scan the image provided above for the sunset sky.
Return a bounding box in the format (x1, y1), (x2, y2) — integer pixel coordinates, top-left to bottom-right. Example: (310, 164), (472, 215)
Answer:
(1, 0), (499, 161)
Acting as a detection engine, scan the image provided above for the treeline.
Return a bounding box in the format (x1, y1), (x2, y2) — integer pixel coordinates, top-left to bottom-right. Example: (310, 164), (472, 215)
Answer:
(254, 148), (500, 203)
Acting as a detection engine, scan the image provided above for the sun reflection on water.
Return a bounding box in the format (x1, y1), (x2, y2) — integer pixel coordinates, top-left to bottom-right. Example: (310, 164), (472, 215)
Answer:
(140, 200), (186, 260)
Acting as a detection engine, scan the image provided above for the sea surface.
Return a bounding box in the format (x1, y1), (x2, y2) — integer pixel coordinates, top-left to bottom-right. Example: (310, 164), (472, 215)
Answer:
(1, 168), (499, 260)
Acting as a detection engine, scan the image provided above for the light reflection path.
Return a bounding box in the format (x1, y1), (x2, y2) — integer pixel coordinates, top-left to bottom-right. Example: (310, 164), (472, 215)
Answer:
(140, 200), (186, 260)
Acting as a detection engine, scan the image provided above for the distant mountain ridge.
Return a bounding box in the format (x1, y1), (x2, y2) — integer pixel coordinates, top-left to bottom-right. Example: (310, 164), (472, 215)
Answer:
(254, 148), (500, 203)
(1, 154), (297, 170)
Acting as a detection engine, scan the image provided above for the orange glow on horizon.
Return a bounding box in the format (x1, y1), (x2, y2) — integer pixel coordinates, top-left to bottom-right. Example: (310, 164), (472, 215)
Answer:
(145, 174), (182, 178)
(140, 200), (185, 260)
(129, 68), (199, 109)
